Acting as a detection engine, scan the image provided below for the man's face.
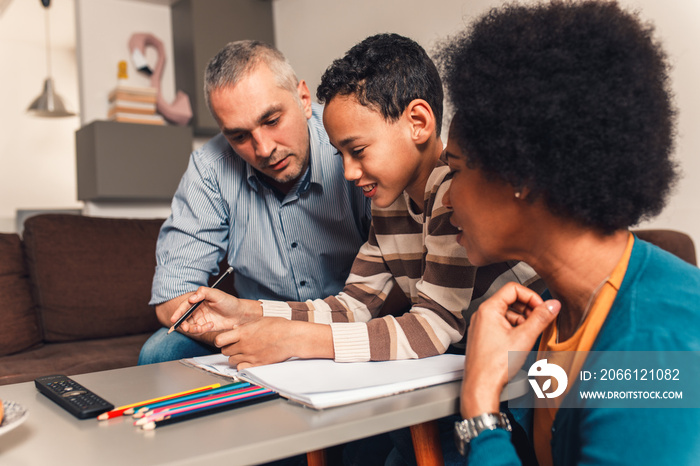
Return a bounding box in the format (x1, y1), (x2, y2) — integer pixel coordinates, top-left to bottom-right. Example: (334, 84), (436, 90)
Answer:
(210, 64), (313, 192)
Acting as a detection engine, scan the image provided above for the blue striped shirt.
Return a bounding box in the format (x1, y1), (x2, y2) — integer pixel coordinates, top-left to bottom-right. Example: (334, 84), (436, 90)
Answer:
(150, 103), (371, 304)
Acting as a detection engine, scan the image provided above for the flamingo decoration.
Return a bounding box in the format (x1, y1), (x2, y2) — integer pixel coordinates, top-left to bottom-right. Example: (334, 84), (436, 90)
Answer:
(128, 32), (192, 126)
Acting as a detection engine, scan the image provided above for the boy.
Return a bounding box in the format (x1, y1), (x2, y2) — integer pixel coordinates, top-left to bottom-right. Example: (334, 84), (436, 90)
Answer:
(172, 33), (541, 367)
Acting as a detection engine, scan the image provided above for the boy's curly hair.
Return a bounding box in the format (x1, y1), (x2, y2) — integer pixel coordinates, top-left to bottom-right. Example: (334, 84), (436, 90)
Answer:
(437, 0), (678, 233)
(317, 33), (444, 137)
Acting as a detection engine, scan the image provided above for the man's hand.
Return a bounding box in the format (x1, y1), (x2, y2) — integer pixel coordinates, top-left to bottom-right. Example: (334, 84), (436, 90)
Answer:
(170, 287), (263, 334)
(214, 318), (334, 370)
(460, 282), (560, 418)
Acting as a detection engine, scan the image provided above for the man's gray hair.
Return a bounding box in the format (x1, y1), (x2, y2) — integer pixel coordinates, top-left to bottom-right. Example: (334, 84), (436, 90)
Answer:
(204, 40), (299, 115)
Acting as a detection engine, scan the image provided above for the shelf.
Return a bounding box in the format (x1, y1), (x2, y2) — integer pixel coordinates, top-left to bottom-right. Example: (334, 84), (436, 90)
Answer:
(76, 121), (193, 201)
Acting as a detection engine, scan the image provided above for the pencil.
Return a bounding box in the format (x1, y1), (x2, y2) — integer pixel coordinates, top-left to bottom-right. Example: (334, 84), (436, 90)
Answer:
(141, 389), (278, 430)
(133, 385), (263, 425)
(96, 382), (221, 420)
(131, 382), (251, 418)
(168, 266), (234, 334)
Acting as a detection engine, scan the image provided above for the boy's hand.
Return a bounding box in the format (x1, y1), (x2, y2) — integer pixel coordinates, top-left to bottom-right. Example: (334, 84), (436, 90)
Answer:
(170, 287), (263, 334)
(215, 318), (334, 370)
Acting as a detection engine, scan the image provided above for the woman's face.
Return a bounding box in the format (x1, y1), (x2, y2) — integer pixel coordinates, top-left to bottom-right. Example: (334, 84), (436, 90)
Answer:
(443, 123), (523, 266)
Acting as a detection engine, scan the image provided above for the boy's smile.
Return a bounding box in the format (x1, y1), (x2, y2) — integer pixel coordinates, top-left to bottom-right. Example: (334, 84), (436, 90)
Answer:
(322, 95), (425, 209)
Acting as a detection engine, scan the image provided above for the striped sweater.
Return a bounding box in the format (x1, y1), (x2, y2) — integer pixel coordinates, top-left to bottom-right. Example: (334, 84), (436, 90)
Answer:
(262, 161), (543, 362)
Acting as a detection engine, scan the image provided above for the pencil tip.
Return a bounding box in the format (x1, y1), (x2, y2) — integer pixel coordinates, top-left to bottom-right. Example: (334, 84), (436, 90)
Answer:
(124, 408), (134, 415)
(97, 413), (108, 420)
(167, 327), (174, 334)
(142, 421), (156, 431)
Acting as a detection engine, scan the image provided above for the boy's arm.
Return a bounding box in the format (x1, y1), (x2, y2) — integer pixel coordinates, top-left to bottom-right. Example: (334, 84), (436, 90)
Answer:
(348, 195), (471, 361)
(261, 225), (396, 324)
(260, 180), (472, 362)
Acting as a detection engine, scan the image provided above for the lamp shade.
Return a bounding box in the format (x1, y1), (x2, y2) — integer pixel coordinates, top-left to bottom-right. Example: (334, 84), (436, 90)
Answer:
(26, 0), (76, 118)
(27, 77), (75, 117)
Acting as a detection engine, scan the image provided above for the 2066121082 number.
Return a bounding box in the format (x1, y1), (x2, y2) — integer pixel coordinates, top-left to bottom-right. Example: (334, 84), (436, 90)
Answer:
(599, 368), (680, 381)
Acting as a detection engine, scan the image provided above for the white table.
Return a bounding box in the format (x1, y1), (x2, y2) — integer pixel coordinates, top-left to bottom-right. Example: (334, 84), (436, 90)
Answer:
(0, 361), (527, 465)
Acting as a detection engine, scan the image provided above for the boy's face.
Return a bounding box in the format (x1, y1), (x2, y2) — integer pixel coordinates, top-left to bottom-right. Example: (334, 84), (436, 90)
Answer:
(323, 95), (423, 208)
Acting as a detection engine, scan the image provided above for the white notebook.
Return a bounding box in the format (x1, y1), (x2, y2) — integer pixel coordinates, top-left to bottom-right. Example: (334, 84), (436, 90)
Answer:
(182, 353), (465, 409)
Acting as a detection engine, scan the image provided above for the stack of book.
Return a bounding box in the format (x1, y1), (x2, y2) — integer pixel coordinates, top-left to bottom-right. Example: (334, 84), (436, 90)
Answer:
(107, 84), (165, 125)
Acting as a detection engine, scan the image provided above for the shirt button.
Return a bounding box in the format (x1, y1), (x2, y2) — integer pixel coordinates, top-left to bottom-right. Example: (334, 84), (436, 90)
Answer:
(291, 242), (298, 248)
(299, 280), (307, 286)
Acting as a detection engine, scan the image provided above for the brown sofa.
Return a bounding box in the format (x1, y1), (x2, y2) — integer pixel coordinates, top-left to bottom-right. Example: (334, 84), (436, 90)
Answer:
(0, 214), (168, 386)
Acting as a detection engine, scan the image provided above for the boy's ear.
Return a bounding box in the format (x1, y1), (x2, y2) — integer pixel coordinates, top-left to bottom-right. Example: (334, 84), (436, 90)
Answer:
(405, 99), (435, 144)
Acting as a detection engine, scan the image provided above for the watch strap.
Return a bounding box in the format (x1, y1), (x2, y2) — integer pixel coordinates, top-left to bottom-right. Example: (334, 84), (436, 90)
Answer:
(454, 412), (512, 456)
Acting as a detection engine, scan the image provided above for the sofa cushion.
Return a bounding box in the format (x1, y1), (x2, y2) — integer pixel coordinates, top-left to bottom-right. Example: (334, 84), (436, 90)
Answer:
(0, 333), (153, 386)
(0, 233), (41, 356)
(23, 214), (165, 342)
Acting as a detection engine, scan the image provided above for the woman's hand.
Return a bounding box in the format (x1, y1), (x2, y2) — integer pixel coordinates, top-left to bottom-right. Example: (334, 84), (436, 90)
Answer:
(461, 282), (560, 418)
(170, 287), (263, 334)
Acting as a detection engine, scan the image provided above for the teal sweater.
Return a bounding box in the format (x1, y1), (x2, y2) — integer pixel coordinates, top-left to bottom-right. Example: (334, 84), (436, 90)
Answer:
(468, 238), (700, 465)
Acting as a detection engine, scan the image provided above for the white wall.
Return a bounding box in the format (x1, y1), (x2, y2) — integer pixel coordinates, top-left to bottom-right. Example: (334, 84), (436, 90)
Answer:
(273, 0), (700, 245)
(0, 0), (81, 232)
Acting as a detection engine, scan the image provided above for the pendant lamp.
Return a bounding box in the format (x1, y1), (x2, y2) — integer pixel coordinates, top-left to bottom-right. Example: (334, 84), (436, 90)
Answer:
(27, 0), (76, 117)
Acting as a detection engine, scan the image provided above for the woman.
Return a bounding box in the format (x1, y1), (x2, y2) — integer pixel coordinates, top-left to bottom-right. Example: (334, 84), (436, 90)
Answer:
(438, 1), (700, 464)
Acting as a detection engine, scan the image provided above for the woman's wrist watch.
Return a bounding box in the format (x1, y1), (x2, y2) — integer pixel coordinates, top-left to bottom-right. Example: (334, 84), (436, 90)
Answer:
(454, 412), (512, 456)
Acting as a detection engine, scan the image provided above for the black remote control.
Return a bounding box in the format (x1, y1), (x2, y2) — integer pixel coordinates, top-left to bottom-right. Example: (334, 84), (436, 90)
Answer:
(34, 374), (114, 419)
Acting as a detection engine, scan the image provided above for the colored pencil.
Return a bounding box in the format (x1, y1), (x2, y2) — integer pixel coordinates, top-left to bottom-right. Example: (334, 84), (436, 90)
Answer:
(137, 386), (272, 424)
(121, 382), (224, 416)
(134, 386), (268, 426)
(168, 266), (234, 334)
(133, 385), (259, 423)
(96, 382), (221, 420)
(141, 389), (278, 430)
(131, 382), (250, 418)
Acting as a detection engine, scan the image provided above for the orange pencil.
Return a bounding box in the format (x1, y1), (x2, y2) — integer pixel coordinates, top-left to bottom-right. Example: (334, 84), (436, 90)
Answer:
(96, 382), (221, 420)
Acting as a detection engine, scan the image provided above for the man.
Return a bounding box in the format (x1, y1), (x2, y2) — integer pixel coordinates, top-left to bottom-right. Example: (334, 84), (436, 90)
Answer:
(138, 40), (371, 364)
